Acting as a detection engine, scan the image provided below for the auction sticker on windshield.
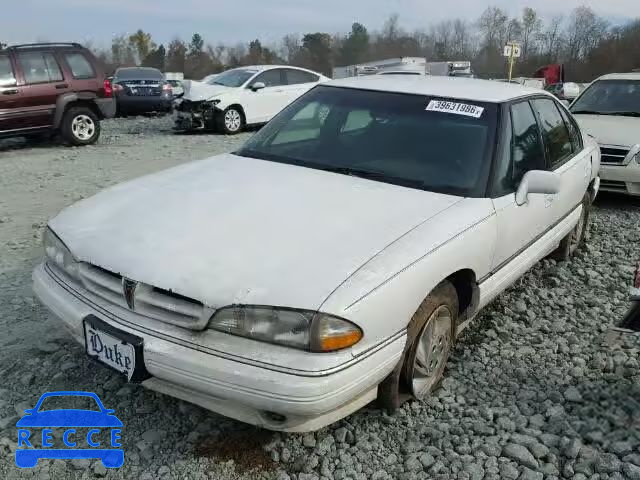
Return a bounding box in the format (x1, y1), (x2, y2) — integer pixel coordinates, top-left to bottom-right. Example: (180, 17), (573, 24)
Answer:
(426, 100), (484, 118)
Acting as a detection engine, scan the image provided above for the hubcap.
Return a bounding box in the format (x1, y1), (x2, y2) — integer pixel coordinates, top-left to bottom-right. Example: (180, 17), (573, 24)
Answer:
(569, 207), (586, 251)
(224, 109), (242, 132)
(411, 305), (453, 398)
(71, 114), (95, 141)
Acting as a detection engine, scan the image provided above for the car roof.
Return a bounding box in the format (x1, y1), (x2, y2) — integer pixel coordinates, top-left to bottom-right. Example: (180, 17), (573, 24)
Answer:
(232, 65), (326, 76)
(594, 72), (640, 81)
(326, 75), (551, 103)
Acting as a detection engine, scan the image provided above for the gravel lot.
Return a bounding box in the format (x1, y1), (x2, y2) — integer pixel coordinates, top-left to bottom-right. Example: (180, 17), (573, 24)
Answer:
(1, 117), (639, 480)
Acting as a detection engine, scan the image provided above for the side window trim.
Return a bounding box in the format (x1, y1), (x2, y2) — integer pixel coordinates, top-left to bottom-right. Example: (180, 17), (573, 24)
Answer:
(530, 96), (577, 171)
(63, 51), (96, 80)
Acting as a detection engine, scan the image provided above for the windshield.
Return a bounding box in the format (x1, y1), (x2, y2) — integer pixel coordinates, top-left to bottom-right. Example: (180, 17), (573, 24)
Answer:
(207, 68), (256, 87)
(570, 79), (640, 115)
(237, 86), (497, 197)
(38, 395), (101, 412)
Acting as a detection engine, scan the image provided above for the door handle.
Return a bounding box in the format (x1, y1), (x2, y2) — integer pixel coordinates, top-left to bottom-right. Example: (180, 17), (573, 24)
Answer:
(55, 84), (69, 89)
(1, 89), (18, 95)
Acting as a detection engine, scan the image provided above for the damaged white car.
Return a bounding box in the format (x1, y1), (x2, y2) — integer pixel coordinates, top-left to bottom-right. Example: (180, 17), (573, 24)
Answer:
(34, 76), (599, 432)
(174, 65), (328, 134)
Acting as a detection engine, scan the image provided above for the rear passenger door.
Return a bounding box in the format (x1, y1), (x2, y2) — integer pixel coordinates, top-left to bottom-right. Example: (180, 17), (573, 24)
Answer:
(530, 98), (589, 224)
(14, 51), (70, 127)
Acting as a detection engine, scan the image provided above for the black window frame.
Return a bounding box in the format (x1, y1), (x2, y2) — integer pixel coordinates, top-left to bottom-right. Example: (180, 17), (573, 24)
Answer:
(62, 51), (96, 80)
(16, 51), (65, 85)
(557, 104), (583, 153)
(529, 96), (578, 170)
(283, 68), (319, 85)
(488, 96), (548, 198)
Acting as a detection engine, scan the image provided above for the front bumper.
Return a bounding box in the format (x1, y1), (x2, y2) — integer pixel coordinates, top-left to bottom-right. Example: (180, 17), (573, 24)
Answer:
(600, 161), (640, 196)
(32, 263), (404, 432)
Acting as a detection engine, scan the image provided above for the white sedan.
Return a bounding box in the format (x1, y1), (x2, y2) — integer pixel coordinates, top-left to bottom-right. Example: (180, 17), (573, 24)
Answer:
(34, 76), (600, 432)
(174, 65), (328, 134)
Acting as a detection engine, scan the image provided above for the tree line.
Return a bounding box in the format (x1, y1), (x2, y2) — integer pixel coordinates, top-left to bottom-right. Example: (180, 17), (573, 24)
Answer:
(50, 5), (640, 81)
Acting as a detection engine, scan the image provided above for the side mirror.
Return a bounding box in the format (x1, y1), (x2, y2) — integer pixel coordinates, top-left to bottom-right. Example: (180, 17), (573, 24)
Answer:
(515, 170), (561, 206)
(250, 82), (266, 91)
(560, 99), (570, 107)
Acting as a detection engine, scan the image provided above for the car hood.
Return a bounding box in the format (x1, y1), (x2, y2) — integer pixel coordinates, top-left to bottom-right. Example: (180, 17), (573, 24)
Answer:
(181, 80), (234, 101)
(50, 154), (461, 310)
(573, 114), (640, 147)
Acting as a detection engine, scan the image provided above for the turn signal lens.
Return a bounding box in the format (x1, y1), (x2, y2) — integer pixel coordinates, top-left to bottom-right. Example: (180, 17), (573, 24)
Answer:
(313, 314), (363, 352)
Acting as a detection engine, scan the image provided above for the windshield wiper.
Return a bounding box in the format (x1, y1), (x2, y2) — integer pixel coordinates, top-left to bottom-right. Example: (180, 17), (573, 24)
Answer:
(607, 111), (640, 117)
(571, 110), (640, 117)
(570, 110), (605, 115)
(318, 166), (428, 189)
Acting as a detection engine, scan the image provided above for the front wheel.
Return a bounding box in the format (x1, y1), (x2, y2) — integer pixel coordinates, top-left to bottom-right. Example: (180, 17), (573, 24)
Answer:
(401, 281), (458, 399)
(61, 107), (101, 146)
(551, 192), (590, 261)
(217, 106), (244, 134)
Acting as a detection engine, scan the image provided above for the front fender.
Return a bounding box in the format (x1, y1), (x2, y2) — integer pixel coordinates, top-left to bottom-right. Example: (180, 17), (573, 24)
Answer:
(321, 199), (496, 357)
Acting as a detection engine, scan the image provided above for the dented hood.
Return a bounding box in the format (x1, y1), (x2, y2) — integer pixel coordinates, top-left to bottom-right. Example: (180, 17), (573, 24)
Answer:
(50, 154), (461, 310)
(181, 80), (234, 101)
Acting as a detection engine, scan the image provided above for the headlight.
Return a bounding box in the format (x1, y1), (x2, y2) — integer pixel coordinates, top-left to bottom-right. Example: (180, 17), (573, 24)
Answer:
(43, 228), (80, 280)
(208, 306), (363, 352)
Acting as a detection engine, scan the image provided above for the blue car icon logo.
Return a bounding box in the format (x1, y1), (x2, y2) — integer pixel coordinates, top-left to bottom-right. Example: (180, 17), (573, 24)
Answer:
(15, 391), (123, 468)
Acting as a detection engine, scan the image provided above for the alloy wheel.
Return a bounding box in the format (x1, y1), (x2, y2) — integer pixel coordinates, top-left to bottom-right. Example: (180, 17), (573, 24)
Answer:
(71, 115), (96, 141)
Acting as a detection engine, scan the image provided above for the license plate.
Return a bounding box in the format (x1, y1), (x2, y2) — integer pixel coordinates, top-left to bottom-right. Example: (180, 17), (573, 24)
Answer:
(83, 316), (147, 382)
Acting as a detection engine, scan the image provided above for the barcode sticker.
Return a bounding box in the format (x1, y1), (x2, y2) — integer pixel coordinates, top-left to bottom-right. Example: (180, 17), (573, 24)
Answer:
(426, 100), (484, 118)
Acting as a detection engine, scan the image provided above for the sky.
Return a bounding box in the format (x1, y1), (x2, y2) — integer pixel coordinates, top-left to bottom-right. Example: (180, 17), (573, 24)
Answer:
(3, 0), (640, 48)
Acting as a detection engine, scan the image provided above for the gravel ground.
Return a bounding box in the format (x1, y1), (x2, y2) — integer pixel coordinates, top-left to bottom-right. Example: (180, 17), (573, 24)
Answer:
(1, 117), (639, 480)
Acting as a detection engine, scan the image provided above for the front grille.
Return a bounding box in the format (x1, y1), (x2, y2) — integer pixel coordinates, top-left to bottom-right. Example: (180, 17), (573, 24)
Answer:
(600, 146), (629, 165)
(600, 180), (627, 192)
(73, 263), (212, 329)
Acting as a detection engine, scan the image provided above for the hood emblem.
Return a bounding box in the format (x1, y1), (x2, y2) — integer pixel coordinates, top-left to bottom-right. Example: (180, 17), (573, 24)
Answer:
(122, 278), (137, 310)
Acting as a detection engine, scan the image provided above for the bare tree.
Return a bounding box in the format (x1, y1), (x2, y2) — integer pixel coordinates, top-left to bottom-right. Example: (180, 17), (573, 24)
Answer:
(280, 34), (301, 64)
(521, 7), (542, 58)
(478, 6), (508, 50)
(540, 15), (564, 61)
(565, 6), (608, 61)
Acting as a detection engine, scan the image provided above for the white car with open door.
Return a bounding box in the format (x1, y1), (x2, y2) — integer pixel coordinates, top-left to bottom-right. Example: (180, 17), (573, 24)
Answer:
(34, 76), (599, 432)
(570, 73), (640, 196)
(174, 65), (328, 134)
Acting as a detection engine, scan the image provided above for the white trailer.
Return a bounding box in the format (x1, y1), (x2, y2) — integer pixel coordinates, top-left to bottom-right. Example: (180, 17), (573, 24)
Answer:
(332, 57), (426, 79)
(426, 61), (473, 77)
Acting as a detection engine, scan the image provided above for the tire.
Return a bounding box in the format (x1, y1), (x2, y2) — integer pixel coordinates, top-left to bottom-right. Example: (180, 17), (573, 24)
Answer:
(400, 280), (458, 400)
(550, 192), (590, 261)
(217, 106), (244, 134)
(61, 107), (100, 146)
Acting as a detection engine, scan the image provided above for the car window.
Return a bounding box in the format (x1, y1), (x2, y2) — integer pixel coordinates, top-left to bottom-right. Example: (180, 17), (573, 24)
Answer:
(209, 68), (255, 87)
(510, 100), (546, 185)
(17, 52), (64, 84)
(531, 98), (573, 168)
(284, 68), (319, 85)
(38, 395), (101, 412)
(114, 68), (163, 81)
(252, 69), (284, 87)
(0, 55), (16, 87)
(64, 52), (95, 79)
(558, 106), (583, 152)
(238, 86), (498, 197)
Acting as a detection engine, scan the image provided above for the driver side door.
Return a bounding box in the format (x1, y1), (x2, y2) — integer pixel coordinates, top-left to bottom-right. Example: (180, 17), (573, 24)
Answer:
(481, 99), (554, 304)
(243, 69), (287, 124)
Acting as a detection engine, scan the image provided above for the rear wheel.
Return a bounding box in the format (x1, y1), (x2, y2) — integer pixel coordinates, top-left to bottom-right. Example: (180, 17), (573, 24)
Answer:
(218, 106), (244, 134)
(61, 107), (100, 146)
